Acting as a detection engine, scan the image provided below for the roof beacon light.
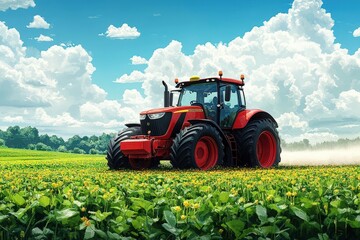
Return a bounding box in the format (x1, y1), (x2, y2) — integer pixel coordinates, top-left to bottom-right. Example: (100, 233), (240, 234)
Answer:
(175, 78), (179, 84)
(240, 74), (245, 80)
(190, 75), (200, 81)
(218, 70), (223, 78)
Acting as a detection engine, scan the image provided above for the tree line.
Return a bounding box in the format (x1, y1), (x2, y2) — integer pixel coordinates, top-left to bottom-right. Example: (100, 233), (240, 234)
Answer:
(0, 126), (115, 154)
(281, 137), (360, 151)
(1, 125), (359, 154)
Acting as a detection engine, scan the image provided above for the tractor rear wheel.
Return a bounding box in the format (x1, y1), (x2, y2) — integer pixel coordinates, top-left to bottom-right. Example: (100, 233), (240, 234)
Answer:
(235, 119), (281, 168)
(106, 127), (141, 170)
(170, 124), (224, 170)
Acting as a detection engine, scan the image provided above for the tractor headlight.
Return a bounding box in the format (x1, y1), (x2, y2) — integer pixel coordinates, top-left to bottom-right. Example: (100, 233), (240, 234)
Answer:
(148, 112), (165, 120)
(140, 114), (146, 120)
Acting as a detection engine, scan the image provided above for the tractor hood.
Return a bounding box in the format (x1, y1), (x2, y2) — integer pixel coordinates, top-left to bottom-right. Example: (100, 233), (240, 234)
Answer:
(140, 106), (203, 115)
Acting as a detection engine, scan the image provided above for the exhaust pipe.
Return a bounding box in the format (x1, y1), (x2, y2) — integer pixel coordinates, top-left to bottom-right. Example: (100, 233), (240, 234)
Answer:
(162, 81), (170, 107)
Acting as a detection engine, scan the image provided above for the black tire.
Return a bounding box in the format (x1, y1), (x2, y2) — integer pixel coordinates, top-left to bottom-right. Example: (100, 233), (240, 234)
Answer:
(106, 127), (141, 170)
(170, 124), (224, 170)
(235, 119), (281, 168)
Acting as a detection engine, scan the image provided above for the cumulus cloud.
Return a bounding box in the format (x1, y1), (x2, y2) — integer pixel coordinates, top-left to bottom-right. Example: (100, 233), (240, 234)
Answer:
(114, 0), (360, 143)
(27, 15), (50, 29)
(130, 55), (148, 65)
(353, 27), (360, 37)
(0, 21), (123, 136)
(114, 70), (148, 83)
(100, 23), (140, 39)
(1, 0), (360, 143)
(0, 0), (35, 11)
(34, 34), (53, 42)
(2, 116), (24, 123)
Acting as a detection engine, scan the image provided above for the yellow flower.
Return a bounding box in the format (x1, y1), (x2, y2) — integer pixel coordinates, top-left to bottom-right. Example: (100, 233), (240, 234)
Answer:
(286, 191), (292, 197)
(181, 215), (186, 220)
(193, 203), (200, 209)
(183, 200), (191, 208)
(174, 206), (181, 212)
(81, 207), (86, 212)
(266, 195), (274, 201)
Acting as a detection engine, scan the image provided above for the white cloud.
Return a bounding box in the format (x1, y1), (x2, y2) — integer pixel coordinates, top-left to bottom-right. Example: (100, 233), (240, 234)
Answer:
(2, 116), (24, 123)
(0, 0), (35, 11)
(100, 24), (140, 39)
(130, 55), (148, 65)
(114, 0), (360, 143)
(353, 27), (360, 37)
(277, 112), (308, 130)
(114, 70), (148, 83)
(27, 15), (50, 29)
(35, 34), (53, 42)
(122, 89), (146, 106)
(0, 19), (144, 136)
(335, 90), (360, 115)
(1, 0), (360, 144)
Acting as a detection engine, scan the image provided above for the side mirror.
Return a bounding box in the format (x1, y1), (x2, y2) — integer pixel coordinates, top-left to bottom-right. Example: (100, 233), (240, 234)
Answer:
(225, 85), (231, 102)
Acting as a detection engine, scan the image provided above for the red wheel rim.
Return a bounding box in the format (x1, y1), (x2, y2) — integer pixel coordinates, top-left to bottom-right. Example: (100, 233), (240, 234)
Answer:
(256, 130), (276, 167)
(129, 158), (151, 170)
(194, 136), (218, 170)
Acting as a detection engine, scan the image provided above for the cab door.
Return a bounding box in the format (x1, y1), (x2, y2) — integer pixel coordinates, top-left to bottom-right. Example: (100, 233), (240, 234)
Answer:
(220, 84), (242, 128)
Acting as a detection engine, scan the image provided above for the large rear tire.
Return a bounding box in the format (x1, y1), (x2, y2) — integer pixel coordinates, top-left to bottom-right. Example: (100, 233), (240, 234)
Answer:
(170, 124), (224, 170)
(106, 127), (141, 170)
(235, 119), (281, 168)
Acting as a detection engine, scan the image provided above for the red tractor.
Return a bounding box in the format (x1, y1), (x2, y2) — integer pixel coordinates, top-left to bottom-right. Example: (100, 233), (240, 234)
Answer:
(106, 72), (281, 170)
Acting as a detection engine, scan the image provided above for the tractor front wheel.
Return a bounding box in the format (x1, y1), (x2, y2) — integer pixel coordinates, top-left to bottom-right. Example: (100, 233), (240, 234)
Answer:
(236, 119), (281, 168)
(106, 127), (141, 170)
(170, 124), (224, 170)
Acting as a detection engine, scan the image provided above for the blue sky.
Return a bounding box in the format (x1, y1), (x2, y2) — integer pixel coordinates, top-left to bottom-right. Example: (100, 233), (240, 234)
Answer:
(0, 0), (360, 143)
(2, 0), (359, 99)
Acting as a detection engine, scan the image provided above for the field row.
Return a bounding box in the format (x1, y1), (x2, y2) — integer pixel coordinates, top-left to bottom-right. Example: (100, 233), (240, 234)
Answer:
(1, 148), (360, 239)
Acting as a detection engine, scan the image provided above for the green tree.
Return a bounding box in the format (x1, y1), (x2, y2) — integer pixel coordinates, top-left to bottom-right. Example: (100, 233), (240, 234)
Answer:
(89, 148), (99, 154)
(4, 126), (22, 148)
(28, 144), (36, 150)
(0, 138), (5, 147)
(72, 147), (85, 154)
(49, 135), (65, 149)
(66, 135), (82, 151)
(57, 145), (67, 152)
(36, 142), (52, 151)
(20, 126), (39, 148)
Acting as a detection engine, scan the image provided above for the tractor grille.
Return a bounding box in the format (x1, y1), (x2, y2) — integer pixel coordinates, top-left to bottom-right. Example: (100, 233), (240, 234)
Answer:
(140, 112), (172, 136)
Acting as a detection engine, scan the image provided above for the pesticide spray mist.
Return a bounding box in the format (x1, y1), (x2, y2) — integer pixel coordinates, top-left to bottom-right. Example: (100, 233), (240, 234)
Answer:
(280, 145), (360, 166)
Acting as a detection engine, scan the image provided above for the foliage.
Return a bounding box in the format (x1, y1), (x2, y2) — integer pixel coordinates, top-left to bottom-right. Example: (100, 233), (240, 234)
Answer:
(1, 148), (360, 239)
(0, 126), (114, 155)
(35, 142), (52, 151)
(0, 138), (5, 147)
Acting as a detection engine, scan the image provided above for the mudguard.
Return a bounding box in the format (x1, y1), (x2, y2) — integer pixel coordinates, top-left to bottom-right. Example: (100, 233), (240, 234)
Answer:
(232, 109), (278, 129)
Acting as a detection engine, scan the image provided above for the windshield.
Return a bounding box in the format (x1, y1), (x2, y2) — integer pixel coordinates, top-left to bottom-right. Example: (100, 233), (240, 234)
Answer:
(178, 82), (217, 107)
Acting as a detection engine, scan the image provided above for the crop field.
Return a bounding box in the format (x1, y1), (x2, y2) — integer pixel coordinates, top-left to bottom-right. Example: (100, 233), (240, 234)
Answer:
(1, 147), (360, 239)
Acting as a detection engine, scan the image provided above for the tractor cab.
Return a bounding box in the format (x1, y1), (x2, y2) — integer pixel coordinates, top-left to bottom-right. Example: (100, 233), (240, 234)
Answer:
(173, 72), (246, 128)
